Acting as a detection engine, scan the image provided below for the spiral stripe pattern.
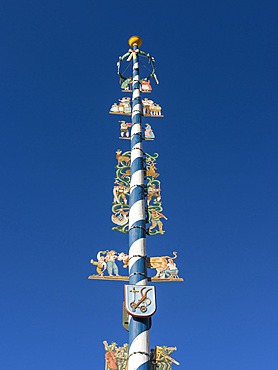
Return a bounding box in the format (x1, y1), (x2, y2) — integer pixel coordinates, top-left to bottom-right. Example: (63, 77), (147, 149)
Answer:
(128, 44), (151, 370)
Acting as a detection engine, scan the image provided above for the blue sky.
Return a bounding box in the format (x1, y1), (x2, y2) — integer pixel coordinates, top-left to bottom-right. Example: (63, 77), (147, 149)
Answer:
(1, 1), (278, 369)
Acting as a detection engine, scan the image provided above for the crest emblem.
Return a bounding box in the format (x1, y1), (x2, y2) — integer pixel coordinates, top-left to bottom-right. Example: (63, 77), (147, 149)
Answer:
(125, 285), (156, 317)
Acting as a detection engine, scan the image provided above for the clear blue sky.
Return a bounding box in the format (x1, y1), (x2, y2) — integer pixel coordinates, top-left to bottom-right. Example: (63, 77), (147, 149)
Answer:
(1, 1), (278, 369)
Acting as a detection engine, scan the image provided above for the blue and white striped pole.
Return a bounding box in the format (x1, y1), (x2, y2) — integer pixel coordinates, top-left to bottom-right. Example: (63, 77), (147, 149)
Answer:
(128, 36), (151, 370)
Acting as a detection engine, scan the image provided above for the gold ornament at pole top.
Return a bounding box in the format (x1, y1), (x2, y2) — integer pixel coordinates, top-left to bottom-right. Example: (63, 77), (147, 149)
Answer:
(128, 36), (142, 48)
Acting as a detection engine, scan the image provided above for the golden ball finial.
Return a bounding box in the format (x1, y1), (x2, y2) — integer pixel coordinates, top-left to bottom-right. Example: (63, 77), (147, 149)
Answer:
(128, 36), (142, 48)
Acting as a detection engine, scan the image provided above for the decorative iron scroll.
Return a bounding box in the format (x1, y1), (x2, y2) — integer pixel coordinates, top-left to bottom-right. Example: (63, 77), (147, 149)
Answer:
(111, 151), (167, 235)
(145, 153), (167, 235)
(111, 150), (131, 234)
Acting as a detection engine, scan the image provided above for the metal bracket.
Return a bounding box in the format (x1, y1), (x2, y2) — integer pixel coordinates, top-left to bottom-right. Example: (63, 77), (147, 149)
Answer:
(129, 255), (148, 261)
(129, 272), (148, 278)
(130, 184), (145, 191)
(131, 146), (144, 154)
(129, 351), (150, 359)
(129, 225), (147, 232)
(131, 132), (143, 139)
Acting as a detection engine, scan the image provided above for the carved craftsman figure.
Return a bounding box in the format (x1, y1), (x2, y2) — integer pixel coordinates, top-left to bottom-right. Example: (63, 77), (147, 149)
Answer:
(119, 121), (131, 137)
(115, 343), (128, 370)
(142, 98), (154, 115)
(110, 103), (119, 113)
(113, 183), (129, 205)
(155, 346), (180, 369)
(121, 77), (132, 91)
(118, 97), (131, 114)
(140, 80), (152, 93)
(162, 258), (179, 278)
(109, 98), (131, 115)
(144, 123), (155, 139)
(149, 210), (167, 234)
(103, 342), (128, 370)
(90, 251), (107, 276)
(147, 184), (161, 206)
(105, 250), (119, 276)
(103, 341), (118, 370)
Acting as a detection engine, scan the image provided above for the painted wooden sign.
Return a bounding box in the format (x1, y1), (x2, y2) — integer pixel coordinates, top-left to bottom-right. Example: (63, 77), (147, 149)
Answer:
(118, 121), (155, 140)
(110, 98), (163, 117)
(125, 285), (156, 317)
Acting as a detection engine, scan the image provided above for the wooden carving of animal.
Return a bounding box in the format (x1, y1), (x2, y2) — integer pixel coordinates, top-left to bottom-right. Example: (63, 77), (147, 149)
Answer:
(145, 161), (159, 178)
(116, 150), (130, 166)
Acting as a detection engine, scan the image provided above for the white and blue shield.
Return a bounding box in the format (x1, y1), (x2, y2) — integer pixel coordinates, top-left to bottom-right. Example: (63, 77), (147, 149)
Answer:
(124, 285), (156, 318)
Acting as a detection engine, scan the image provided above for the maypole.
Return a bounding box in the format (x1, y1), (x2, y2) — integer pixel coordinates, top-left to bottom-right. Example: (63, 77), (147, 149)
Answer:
(89, 36), (183, 370)
(128, 36), (150, 370)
